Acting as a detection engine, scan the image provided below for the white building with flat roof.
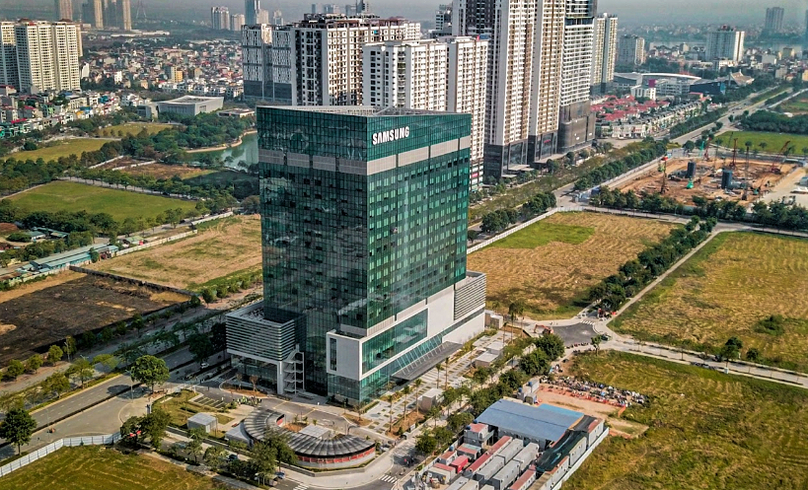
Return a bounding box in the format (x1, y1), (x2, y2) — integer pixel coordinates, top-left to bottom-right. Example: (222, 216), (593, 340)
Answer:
(362, 39), (448, 112)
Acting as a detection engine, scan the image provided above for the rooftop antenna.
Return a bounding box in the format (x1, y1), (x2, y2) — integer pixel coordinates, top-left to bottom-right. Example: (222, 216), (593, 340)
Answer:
(136, 0), (147, 21)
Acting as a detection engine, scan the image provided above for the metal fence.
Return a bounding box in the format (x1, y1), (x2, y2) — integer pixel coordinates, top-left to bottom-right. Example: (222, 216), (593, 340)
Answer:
(0, 433), (120, 478)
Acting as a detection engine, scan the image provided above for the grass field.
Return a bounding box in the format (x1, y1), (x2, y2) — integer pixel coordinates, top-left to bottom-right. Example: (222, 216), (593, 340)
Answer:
(101, 122), (173, 137)
(777, 93), (808, 114)
(716, 130), (808, 155)
(612, 232), (808, 372)
(0, 445), (225, 490)
(467, 212), (676, 319)
(8, 181), (197, 222)
(90, 215), (263, 290)
(3, 138), (109, 162)
(564, 352), (808, 490)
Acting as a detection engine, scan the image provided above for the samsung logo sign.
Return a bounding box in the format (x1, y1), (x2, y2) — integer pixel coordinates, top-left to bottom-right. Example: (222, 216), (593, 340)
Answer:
(372, 126), (410, 145)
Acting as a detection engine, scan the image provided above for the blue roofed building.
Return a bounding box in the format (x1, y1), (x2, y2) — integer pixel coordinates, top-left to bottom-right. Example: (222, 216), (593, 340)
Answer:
(475, 399), (585, 449)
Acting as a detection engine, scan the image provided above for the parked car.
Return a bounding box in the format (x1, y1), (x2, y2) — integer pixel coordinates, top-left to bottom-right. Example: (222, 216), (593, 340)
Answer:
(200, 362), (209, 368)
(276, 471), (285, 480)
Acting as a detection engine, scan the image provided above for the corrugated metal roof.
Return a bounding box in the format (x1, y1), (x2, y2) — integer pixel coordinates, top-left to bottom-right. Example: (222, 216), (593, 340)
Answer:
(476, 400), (583, 445)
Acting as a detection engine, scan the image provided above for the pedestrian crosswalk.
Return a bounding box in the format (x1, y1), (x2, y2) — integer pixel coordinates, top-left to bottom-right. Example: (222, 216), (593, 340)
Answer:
(380, 474), (398, 483)
(293, 484), (308, 490)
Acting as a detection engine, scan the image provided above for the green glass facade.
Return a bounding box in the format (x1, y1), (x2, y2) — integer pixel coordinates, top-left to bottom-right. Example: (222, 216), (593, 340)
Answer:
(257, 106), (471, 401)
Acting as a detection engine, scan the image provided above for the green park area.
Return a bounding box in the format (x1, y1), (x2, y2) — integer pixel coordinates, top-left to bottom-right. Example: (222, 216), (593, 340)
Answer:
(777, 92), (808, 114)
(565, 352), (808, 489)
(468, 213), (675, 320)
(715, 130), (808, 155)
(0, 445), (225, 490)
(2, 138), (108, 162)
(612, 232), (808, 372)
(100, 122), (173, 137)
(8, 181), (197, 222)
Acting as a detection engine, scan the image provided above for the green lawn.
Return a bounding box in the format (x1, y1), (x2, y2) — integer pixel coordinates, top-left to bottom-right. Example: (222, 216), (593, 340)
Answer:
(716, 130), (808, 155)
(3, 138), (109, 162)
(101, 122), (173, 137)
(777, 93), (808, 114)
(490, 221), (595, 249)
(8, 181), (197, 222)
(565, 352), (808, 490)
(0, 445), (225, 490)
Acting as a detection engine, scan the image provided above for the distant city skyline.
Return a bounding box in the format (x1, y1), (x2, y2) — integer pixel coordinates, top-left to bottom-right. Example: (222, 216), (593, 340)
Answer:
(2, 0), (808, 26)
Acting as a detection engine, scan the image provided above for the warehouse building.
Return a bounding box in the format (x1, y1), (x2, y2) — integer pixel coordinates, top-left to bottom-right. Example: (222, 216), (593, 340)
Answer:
(156, 95), (224, 116)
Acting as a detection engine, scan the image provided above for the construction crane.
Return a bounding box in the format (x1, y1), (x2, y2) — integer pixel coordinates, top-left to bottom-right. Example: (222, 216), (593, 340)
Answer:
(772, 140), (791, 175)
(729, 139), (739, 170)
(660, 158), (669, 194)
(703, 138), (712, 162)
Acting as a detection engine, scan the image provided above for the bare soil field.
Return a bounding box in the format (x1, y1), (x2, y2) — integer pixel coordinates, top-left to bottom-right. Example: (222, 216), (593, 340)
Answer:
(532, 388), (648, 438)
(618, 156), (795, 205)
(0, 273), (188, 363)
(90, 215), (263, 290)
(468, 212), (675, 319)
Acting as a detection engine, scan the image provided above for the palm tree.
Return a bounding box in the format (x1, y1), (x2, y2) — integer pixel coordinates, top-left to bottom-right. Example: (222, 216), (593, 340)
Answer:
(508, 301), (525, 344)
(413, 379), (423, 415)
(402, 385), (412, 419)
(759, 141), (768, 153)
(435, 362), (442, 389)
(385, 395), (394, 431)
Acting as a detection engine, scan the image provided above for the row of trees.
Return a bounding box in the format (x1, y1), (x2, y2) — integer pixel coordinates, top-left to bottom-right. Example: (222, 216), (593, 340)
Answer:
(573, 139), (669, 191)
(712, 75), (780, 105)
(590, 186), (808, 232)
(415, 333), (567, 456)
(479, 191), (556, 234)
(740, 109), (808, 135)
(668, 108), (727, 139)
(588, 217), (715, 311)
(0, 230), (94, 268)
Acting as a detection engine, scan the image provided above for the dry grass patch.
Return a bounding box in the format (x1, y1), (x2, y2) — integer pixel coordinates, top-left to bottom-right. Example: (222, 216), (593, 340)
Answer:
(564, 351), (808, 490)
(468, 212), (675, 319)
(613, 232), (808, 372)
(90, 215), (263, 290)
(120, 163), (213, 180)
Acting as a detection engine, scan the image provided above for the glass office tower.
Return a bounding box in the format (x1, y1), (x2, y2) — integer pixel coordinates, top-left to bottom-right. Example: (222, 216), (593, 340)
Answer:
(226, 106), (486, 405)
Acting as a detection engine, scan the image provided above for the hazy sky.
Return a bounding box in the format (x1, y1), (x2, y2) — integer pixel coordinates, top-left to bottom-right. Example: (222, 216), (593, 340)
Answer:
(3, 0), (807, 26)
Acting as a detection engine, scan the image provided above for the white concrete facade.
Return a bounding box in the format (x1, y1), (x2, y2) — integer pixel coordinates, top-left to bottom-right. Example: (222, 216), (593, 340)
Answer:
(617, 35), (645, 66)
(362, 39), (448, 111)
(530, 0), (565, 138)
(325, 274), (486, 386)
(291, 16), (420, 106)
(705, 27), (745, 63)
(446, 36), (488, 190)
(591, 13), (617, 88)
(3, 21), (81, 93)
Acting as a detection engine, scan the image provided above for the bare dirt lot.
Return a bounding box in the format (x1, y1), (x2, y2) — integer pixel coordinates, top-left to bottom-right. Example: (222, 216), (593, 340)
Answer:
(617, 157), (795, 205)
(90, 215), (263, 290)
(533, 388), (648, 438)
(0, 273), (188, 363)
(95, 160), (212, 180)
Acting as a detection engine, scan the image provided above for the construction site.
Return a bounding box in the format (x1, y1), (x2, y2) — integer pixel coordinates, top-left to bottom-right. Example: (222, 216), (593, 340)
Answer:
(617, 140), (800, 205)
